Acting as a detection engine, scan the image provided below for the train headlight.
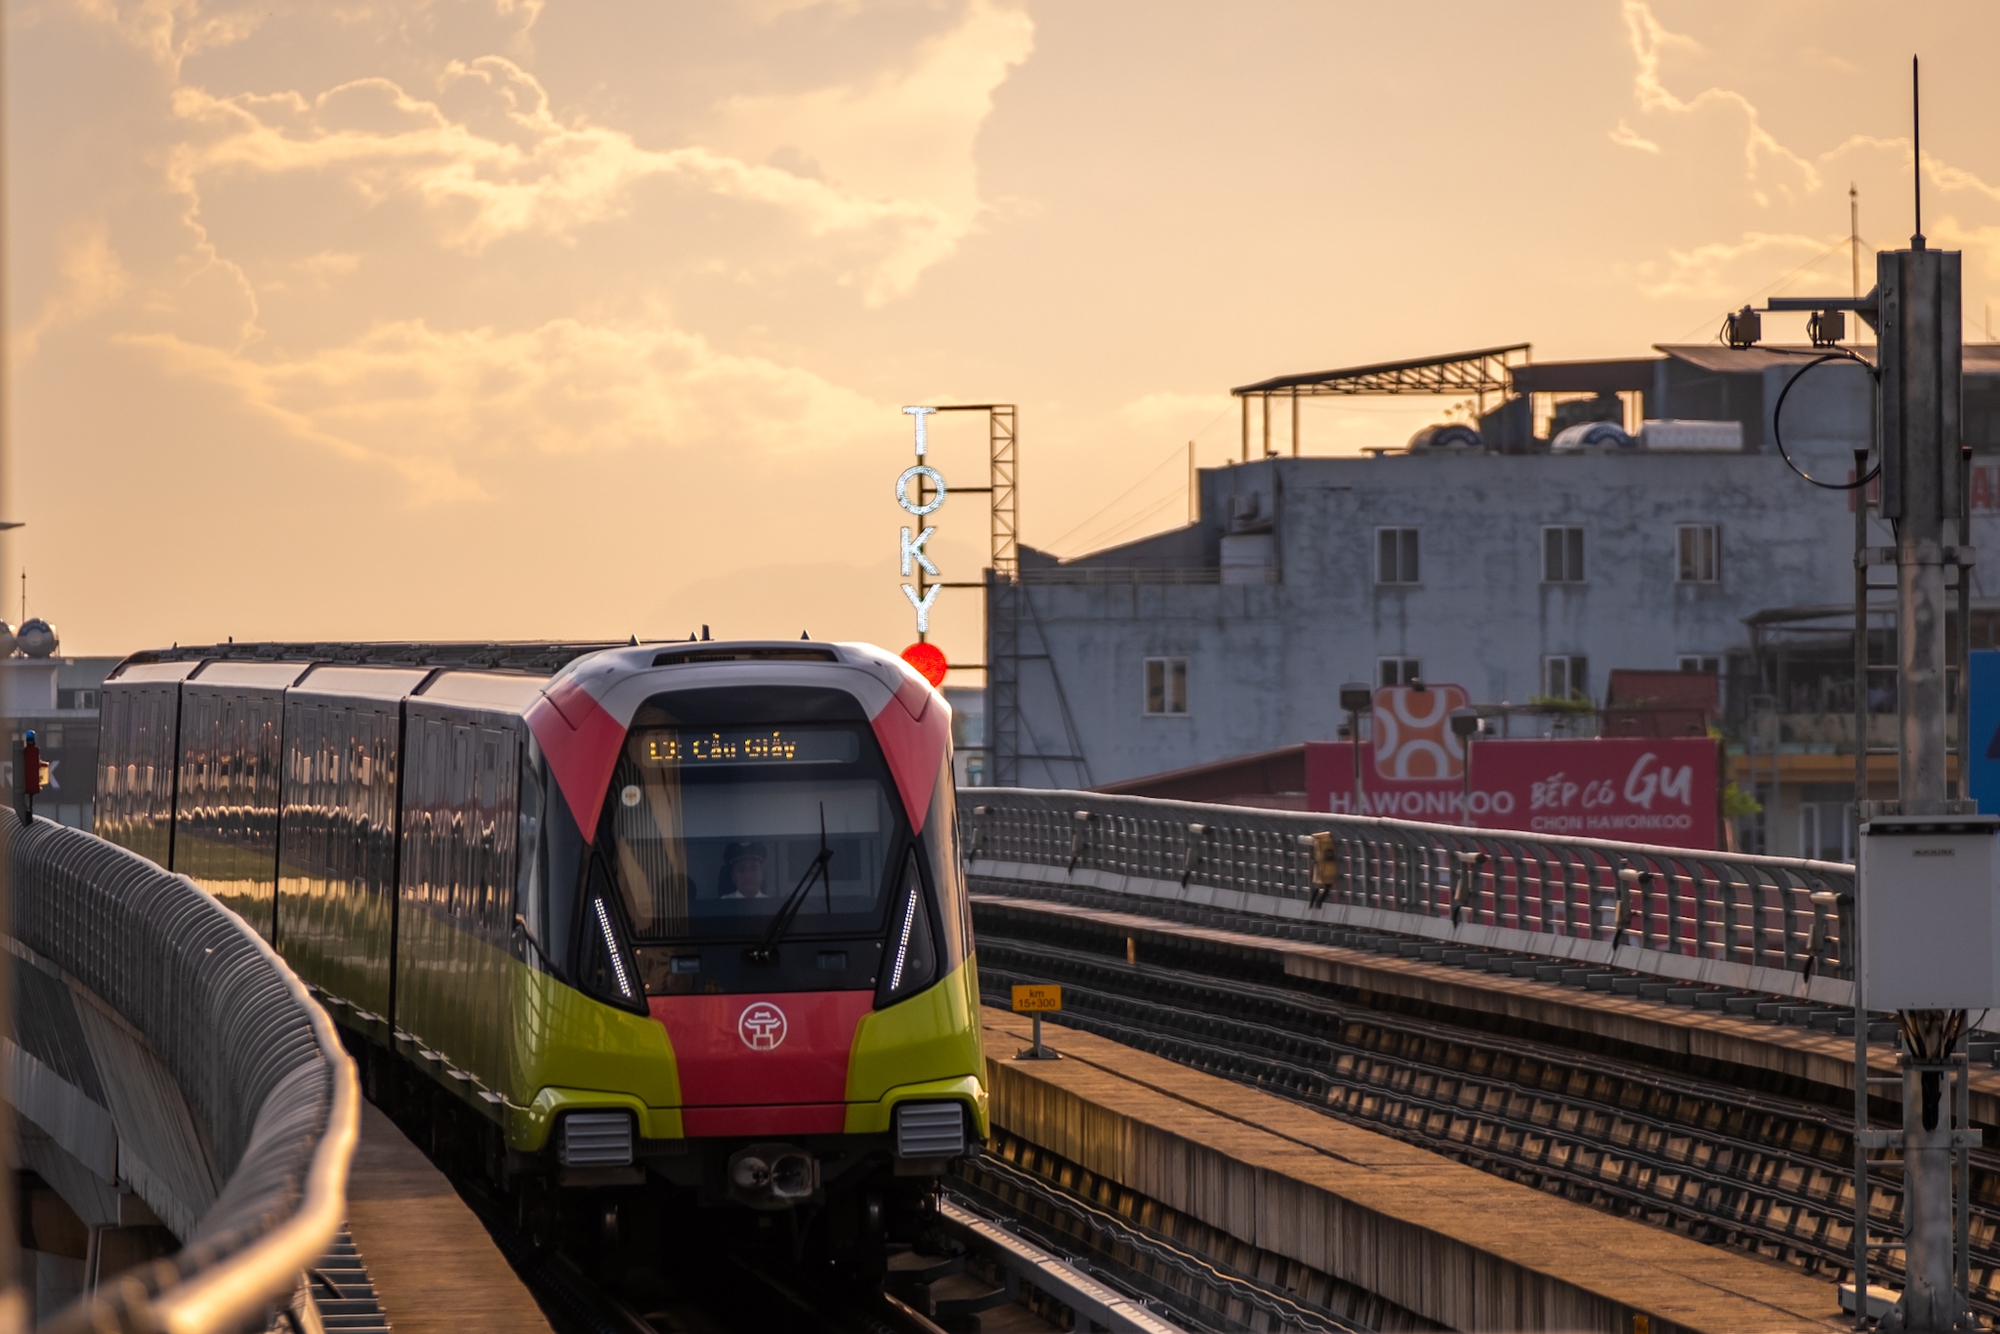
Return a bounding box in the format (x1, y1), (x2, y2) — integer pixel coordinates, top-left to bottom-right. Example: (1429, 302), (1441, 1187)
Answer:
(876, 849), (938, 1007)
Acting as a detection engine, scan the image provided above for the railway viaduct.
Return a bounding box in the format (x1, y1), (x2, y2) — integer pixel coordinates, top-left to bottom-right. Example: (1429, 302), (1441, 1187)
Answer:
(5, 784), (1926, 1333)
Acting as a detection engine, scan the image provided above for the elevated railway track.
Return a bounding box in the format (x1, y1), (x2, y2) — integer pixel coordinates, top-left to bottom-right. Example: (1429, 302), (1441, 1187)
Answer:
(970, 893), (2000, 1320)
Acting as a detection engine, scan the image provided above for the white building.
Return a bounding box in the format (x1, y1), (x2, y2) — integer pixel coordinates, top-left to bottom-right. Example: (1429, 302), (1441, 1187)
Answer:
(985, 341), (2000, 857)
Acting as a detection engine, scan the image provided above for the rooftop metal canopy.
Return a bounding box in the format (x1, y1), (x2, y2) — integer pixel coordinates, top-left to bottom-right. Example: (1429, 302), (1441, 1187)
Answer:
(1229, 344), (1530, 460)
(1229, 343), (1529, 398)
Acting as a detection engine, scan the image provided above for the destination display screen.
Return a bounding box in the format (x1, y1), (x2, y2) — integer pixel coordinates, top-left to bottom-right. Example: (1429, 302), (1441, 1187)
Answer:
(638, 727), (860, 767)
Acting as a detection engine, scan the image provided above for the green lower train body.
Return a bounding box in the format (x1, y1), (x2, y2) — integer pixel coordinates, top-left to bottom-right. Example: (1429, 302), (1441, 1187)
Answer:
(250, 849), (985, 1153)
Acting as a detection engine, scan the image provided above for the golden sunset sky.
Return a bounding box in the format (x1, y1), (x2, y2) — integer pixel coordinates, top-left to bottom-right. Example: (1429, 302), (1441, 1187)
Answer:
(11, 1), (2000, 669)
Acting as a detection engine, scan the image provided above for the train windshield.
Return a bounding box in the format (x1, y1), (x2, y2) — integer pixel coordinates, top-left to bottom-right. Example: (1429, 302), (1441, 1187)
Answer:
(602, 722), (900, 941)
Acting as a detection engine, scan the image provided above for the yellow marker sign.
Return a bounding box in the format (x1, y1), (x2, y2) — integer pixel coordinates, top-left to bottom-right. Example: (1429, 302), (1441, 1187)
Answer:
(1012, 984), (1062, 1013)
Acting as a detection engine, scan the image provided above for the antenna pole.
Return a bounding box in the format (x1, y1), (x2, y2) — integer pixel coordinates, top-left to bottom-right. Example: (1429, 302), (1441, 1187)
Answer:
(1851, 183), (1860, 301)
(1913, 55), (1925, 249)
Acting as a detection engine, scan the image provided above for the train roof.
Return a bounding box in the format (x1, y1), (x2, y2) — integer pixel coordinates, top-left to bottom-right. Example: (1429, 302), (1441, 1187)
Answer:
(104, 638), (951, 836)
(104, 639), (933, 717)
(110, 639), (630, 677)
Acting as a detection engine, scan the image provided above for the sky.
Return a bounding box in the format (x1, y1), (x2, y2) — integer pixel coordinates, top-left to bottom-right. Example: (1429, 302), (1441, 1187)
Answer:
(11, 0), (2000, 670)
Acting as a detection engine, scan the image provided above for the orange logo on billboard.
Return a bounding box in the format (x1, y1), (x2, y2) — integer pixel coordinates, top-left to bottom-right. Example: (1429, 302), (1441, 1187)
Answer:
(1372, 685), (1470, 780)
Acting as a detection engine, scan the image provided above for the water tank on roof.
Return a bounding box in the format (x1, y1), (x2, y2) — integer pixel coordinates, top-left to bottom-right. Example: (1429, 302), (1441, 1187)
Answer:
(1220, 533), (1276, 584)
(0, 622), (18, 659)
(1638, 420), (1744, 452)
(17, 618), (58, 659)
(1550, 421), (1636, 453)
(1407, 423), (1483, 452)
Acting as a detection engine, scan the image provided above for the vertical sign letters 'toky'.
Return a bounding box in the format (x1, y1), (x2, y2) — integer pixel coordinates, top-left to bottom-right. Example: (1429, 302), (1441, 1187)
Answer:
(898, 406), (945, 634)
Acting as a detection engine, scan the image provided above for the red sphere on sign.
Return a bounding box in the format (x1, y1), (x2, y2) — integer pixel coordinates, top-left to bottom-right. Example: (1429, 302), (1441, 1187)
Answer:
(901, 642), (948, 687)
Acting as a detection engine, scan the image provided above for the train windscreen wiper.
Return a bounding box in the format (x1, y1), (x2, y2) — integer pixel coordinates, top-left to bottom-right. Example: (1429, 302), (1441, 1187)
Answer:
(745, 804), (833, 965)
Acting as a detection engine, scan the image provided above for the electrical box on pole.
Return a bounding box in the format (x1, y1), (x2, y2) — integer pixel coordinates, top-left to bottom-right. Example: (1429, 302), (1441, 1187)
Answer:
(1860, 815), (2000, 1010)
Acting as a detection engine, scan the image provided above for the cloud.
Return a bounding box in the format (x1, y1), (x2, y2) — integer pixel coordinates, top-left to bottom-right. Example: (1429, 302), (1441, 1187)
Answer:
(119, 313), (890, 504)
(62, 0), (546, 75)
(1799, 47), (1858, 76)
(18, 224), (133, 357)
(64, 0), (270, 76)
(1627, 230), (1844, 301)
(1617, 0), (1818, 202)
(703, 0), (1035, 300)
(38, 0), (1037, 523)
(160, 17), (1032, 300)
(1116, 391), (1229, 430)
(1608, 120), (1659, 154)
(1607, 6), (2000, 305)
(174, 61), (935, 264)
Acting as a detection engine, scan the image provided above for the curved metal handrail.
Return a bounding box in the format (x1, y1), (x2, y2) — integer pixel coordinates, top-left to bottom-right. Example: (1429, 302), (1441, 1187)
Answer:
(962, 787), (1856, 978)
(7, 813), (358, 1334)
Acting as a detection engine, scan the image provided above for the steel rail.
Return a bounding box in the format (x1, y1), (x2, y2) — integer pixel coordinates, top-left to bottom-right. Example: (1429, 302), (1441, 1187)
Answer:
(971, 933), (2000, 1316)
(986, 965), (1873, 1270)
(947, 1165), (1344, 1333)
(978, 916), (1874, 1135)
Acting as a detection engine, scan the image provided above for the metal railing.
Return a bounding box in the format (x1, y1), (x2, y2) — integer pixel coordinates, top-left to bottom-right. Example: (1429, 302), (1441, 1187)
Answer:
(8, 811), (358, 1334)
(1018, 566), (1224, 586)
(961, 789), (1857, 981)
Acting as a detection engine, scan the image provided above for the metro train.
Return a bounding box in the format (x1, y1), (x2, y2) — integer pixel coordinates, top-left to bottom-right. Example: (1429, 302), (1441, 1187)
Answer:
(95, 638), (985, 1264)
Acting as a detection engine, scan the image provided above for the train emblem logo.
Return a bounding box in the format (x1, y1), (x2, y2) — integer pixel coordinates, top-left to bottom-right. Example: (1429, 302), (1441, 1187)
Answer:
(738, 1002), (788, 1051)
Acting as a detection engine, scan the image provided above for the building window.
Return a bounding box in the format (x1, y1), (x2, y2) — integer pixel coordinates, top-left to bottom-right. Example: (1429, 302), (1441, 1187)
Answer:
(1800, 801), (1853, 863)
(1678, 655), (1720, 675)
(1144, 658), (1188, 715)
(1676, 524), (1720, 583)
(1543, 655), (1588, 700)
(1378, 657), (1422, 687)
(1542, 526), (1585, 583)
(1376, 527), (1420, 585)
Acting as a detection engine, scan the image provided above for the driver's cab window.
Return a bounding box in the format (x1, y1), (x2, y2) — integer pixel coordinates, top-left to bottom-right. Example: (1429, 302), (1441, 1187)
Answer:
(603, 723), (898, 940)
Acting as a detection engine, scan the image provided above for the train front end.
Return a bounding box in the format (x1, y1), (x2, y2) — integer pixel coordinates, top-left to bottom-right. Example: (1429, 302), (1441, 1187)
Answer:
(521, 641), (984, 1243)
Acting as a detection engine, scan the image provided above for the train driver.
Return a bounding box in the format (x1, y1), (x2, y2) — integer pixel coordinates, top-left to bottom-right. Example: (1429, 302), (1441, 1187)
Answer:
(719, 841), (771, 899)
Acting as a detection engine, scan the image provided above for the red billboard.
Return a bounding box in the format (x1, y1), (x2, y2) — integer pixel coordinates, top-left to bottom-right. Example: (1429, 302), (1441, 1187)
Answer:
(1303, 735), (1722, 850)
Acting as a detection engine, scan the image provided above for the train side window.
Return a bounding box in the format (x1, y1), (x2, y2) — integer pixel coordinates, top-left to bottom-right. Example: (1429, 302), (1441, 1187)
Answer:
(516, 753), (545, 963)
(449, 726), (474, 920)
(414, 720), (447, 909)
(922, 754), (969, 973)
(489, 728), (520, 946)
(524, 737), (584, 981)
(373, 711), (398, 892)
(479, 732), (501, 941)
(330, 708), (354, 879)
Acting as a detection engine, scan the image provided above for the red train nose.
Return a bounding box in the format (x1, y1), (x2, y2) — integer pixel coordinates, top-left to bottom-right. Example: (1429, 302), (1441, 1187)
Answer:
(651, 991), (875, 1137)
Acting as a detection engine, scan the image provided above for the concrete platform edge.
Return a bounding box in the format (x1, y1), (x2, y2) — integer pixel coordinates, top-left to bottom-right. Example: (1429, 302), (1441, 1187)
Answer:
(980, 1009), (1844, 1334)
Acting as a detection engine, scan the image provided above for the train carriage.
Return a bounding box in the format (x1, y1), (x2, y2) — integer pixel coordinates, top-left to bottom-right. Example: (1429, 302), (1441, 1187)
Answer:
(94, 639), (986, 1260)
